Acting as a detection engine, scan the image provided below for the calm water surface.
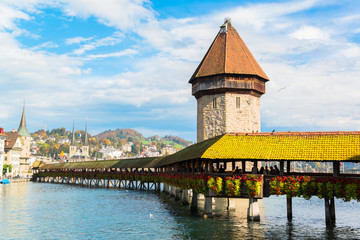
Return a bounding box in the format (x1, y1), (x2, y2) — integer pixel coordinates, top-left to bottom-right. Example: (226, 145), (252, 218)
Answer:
(0, 182), (359, 240)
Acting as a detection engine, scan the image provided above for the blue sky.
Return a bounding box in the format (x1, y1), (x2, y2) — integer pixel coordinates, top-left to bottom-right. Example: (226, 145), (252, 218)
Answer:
(0, 0), (359, 141)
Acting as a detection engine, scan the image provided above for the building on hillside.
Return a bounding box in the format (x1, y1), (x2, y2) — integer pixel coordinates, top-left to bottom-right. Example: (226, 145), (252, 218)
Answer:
(4, 130), (22, 177)
(59, 138), (70, 144)
(161, 145), (177, 156)
(122, 142), (133, 153)
(190, 18), (269, 143)
(47, 136), (56, 142)
(0, 128), (7, 179)
(143, 145), (160, 157)
(17, 103), (32, 178)
(99, 146), (123, 160)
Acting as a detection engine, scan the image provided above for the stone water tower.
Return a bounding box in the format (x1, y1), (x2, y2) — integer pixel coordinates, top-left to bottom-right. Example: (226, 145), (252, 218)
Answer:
(190, 19), (269, 142)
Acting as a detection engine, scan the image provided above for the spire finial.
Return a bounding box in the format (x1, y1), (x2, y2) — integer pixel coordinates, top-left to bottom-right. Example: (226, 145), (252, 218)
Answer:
(84, 121), (88, 146)
(71, 121), (76, 146)
(220, 18), (231, 32)
(18, 99), (30, 137)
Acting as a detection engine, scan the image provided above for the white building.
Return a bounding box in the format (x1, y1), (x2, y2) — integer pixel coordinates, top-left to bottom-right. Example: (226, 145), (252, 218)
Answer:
(59, 138), (70, 144)
(143, 145), (160, 157)
(99, 146), (123, 159)
(4, 131), (22, 177)
(161, 145), (177, 156)
(122, 142), (133, 153)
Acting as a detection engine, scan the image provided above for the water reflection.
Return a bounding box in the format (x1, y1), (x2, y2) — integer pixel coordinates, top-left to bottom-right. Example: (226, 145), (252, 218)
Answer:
(1, 183), (359, 240)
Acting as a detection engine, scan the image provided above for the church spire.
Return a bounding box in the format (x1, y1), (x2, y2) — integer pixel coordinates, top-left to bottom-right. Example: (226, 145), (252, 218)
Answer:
(84, 122), (88, 146)
(71, 122), (76, 146)
(18, 99), (30, 137)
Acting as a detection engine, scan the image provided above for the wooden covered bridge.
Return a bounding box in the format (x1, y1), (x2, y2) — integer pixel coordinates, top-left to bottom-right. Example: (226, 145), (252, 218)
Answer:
(35, 131), (360, 225)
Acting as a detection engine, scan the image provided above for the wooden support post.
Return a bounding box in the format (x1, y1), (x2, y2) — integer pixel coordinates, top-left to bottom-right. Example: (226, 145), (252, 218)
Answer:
(287, 196), (292, 221)
(232, 161), (235, 171)
(242, 160), (246, 173)
(280, 161), (284, 176)
(330, 197), (336, 223)
(254, 160), (258, 173)
(287, 161), (291, 174)
(192, 160), (195, 173)
(325, 198), (334, 226)
(205, 159), (208, 173)
(333, 162), (340, 177)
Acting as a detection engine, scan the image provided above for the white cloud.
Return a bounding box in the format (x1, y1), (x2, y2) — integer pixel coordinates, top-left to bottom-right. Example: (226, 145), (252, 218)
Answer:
(0, 3), (30, 31)
(289, 26), (330, 42)
(65, 36), (93, 45)
(86, 48), (138, 59)
(72, 32), (124, 55)
(0, 0), (359, 139)
(58, 0), (155, 30)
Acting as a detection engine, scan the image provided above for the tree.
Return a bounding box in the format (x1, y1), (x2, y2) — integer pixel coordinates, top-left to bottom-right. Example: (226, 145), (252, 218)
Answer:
(104, 139), (111, 146)
(3, 164), (12, 176)
(131, 144), (140, 154)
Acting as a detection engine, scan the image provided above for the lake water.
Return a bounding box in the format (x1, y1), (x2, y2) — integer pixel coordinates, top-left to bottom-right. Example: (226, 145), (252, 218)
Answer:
(1, 182), (359, 239)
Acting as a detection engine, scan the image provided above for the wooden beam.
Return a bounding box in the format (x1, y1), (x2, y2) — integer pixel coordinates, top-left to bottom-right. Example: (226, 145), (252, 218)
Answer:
(287, 161), (291, 174)
(280, 161), (284, 176)
(333, 162), (340, 177)
(287, 196), (292, 221)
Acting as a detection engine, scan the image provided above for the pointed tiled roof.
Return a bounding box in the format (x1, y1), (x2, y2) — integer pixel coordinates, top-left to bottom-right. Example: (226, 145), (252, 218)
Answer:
(71, 122), (76, 146)
(84, 122), (89, 146)
(18, 104), (30, 137)
(189, 19), (269, 83)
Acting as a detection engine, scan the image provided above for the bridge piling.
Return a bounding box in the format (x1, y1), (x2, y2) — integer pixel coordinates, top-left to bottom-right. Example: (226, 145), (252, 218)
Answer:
(204, 196), (213, 217)
(247, 198), (260, 221)
(181, 189), (190, 205)
(227, 198), (236, 210)
(191, 192), (198, 211)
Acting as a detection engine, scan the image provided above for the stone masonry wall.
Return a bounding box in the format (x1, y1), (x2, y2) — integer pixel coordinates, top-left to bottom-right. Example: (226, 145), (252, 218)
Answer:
(197, 93), (260, 142)
(225, 93), (260, 134)
(197, 94), (227, 142)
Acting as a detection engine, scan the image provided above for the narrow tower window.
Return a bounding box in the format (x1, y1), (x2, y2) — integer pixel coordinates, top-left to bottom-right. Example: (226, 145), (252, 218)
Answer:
(236, 97), (240, 108)
(213, 98), (217, 109)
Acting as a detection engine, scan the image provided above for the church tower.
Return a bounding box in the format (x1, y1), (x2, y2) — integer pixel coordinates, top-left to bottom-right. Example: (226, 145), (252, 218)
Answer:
(18, 101), (31, 177)
(190, 19), (269, 142)
(81, 122), (89, 159)
(69, 123), (77, 159)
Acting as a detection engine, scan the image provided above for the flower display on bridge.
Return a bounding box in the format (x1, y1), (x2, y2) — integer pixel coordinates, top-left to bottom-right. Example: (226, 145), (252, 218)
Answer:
(270, 176), (360, 201)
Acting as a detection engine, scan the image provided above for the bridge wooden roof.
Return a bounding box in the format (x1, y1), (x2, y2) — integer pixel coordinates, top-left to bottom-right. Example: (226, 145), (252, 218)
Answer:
(40, 157), (160, 170)
(157, 132), (360, 166)
(40, 131), (360, 170)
